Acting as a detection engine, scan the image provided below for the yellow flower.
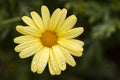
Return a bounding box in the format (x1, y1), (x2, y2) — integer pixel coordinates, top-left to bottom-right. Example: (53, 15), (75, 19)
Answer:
(14, 5), (84, 75)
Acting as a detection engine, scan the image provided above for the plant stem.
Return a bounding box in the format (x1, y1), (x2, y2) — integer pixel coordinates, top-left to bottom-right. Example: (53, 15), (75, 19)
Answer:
(0, 17), (21, 26)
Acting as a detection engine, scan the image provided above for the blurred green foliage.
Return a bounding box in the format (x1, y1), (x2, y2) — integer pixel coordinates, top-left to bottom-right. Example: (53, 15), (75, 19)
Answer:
(0, 0), (120, 80)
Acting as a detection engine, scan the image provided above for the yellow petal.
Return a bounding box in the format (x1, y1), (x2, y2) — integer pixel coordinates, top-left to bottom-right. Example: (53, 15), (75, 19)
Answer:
(66, 39), (83, 56)
(16, 26), (41, 37)
(69, 50), (83, 57)
(31, 51), (41, 73)
(31, 11), (45, 32)
(58, 27), (84, 39)
(52, 45), (66, 71)
(48, 8), (61, 31)
(41, 6), (50, 29)
(19, 44), (41, 58)
(22, 27), (41, 37)
(57, 15), (77, 32)
(48, 58), (55, 75)
(16, 25), (28, 35)
(55, 8), (67, 31)
(37, 47), (49, 74)
(58, 39), (84, 53)
(22, 16), (36, 27)
(14, 36), (39, 44)
(59, 45), (76, 66)
(49, 48), (61, 75)
(71, 39), (84, 47)
(15, 40), (42, 52)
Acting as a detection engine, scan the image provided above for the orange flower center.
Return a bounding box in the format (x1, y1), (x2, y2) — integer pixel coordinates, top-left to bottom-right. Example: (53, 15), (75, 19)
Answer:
(41, 31), (58, 47)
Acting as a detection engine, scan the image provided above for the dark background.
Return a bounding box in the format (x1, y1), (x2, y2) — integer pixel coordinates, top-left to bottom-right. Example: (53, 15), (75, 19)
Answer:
(0, 0), (120, 80)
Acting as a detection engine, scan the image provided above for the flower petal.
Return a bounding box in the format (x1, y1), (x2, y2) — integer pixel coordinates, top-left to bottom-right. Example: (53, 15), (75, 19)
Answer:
(37, 47), (49, 74)
(14, 40), (42, 52)
(57, 15), (77, 32)
(52, 45), (66, 71)
(31, 11), (45, 32)
(41, 6), (50, 28)
(58, 27), (84, 39)
(58, 39), (84, 54)
(19, 44), (41, 58)
(16, 26), (41, 37)
(16, 25), (28, 35)
(22, 27), (41, 37)
(14, 36), (39, 44)
(59, 45), (76, 66)
(31, 51), (41, 73)
(49, 48), (61, 75)
(71, 39), (84, 47)
(55, 8), (67, 31)
(22, 16), (36, 27)
(48, 8), (61, 31)
(48, 60), (55, 75)
(69, 50), (83, 57)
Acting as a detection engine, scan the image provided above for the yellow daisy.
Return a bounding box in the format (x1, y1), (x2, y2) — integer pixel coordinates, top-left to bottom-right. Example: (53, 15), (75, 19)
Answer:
(14, 5), (84, 75)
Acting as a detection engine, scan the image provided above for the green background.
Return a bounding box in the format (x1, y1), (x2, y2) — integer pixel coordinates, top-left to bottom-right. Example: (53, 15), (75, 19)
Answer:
(0, 0), (120, 80)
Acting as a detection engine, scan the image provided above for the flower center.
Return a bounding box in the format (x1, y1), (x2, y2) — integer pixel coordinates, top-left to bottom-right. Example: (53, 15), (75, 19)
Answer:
(41, 31), (58, 47)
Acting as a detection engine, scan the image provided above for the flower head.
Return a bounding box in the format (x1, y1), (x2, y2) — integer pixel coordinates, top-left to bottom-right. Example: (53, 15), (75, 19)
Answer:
(14, 5), (84, 75)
